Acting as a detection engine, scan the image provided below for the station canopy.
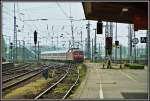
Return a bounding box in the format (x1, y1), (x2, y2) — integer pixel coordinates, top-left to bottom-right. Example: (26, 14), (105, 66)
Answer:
(82, 2), (148, 31)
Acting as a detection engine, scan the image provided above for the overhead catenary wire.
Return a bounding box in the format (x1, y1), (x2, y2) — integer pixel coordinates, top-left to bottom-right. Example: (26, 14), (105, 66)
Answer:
(56, 2), (69, 18)
(3, 7), (25, 35)
(2, 4), (21, 15)
(3, 10), (38, 43)
(19, 7), (39, 31)
(3, 26), (14, 32)
(56, 2), (84, 48)
(3, 3), (86, 49)
(3, 11), (23, 22)
(16, 2), (25, 22)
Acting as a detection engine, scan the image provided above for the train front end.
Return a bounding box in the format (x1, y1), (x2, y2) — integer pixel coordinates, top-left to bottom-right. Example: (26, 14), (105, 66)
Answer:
(73, 51), (84, 62)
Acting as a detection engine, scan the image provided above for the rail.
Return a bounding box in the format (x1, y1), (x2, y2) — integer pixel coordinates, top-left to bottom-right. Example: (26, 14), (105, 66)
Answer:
(2, 68), (41, 83)
(2, 64), (30, 75)
(2, 65), (54, 91)
(34, 64), (70, 99)
(2, 70), (42, 91)
(62, 67), (79, 99)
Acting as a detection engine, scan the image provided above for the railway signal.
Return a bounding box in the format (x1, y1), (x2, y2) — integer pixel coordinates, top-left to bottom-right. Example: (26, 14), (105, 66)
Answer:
(34, 30), (37, 60)
(34, 30), (37, 45)
(115, 41), (119, 46)
(10, 42), (13, 49)
(97, 21), (103, 34)
(10, 43), (13, 62)
(106, 37), (112, 55)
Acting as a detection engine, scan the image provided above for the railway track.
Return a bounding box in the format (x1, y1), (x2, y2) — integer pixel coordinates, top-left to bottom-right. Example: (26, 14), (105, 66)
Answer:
(2, 63), (66, 92)
(2, 68), (41, 83)
(2, 69), (42, 91)
(2, 64), (55, 95)
(2, 63), (63, 85)
(2, 64), (42, 81)
(2, 64), (29, 72)
(34, 64), (79, 99)
(2, 64), (30, 76)
(2, 63), (78, 99)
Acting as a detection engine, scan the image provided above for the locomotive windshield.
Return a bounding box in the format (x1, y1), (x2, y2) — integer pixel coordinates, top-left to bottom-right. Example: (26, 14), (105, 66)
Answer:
(69, 48), (82, 52)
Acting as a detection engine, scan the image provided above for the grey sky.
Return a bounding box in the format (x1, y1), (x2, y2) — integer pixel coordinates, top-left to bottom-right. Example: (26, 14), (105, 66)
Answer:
(2, 2), (147, 51)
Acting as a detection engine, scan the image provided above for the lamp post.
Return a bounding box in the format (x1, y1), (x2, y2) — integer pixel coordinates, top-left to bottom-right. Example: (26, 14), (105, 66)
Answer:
(14, 3), (17, 64)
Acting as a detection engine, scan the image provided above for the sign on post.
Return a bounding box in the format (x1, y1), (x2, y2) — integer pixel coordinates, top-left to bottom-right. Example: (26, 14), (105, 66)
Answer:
(132, 38), (139, 44)
(140, 37), (147, 43)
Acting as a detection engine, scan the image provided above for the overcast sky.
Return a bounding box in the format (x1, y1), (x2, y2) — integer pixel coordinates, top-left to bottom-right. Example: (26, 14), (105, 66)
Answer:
(2, 2), (147, 51)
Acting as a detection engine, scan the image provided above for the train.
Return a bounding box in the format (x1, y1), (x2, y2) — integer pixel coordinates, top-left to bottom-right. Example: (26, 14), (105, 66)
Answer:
(40, 48), (84, 63)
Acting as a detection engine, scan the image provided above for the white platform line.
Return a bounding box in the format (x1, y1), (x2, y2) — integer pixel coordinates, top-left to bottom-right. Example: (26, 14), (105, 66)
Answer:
(119, 70), (137, 82)
(99, 80), (104, 99)
(98, 69), (104, 99)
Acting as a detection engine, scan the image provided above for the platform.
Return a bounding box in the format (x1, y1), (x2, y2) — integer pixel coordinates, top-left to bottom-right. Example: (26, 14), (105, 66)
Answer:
(73, 63), (148, 99)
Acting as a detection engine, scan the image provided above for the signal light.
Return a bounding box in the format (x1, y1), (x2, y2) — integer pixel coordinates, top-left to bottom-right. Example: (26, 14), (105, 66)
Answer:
(97, 21), (103, 34)
(115, 41), (119, 46)
(106, 37), (112, 55)
(10, 42), (13, 49)
(34, 30), (37, 45)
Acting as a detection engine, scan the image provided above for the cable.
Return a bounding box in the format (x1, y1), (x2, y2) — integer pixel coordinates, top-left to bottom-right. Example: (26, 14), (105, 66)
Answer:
(3, 11), (23, 22)
(19, 7), (38, 30)
(2, 15), (13, 21)
(69, 3), (71, 18)
(3, 6), (21, 13)
(3, 5), (24, 22)
(56, 2), (69, 18)
(2, 27), (14, 31)
(16, 2), (24, 22)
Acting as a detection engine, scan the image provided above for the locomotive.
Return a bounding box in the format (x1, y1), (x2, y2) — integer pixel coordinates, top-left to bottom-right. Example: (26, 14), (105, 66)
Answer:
(41, 48), (84, 62)
(67, 48), (84, 62)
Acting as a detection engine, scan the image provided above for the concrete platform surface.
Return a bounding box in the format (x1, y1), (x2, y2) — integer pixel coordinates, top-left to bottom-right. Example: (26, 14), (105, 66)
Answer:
(73, 63), (148, 100)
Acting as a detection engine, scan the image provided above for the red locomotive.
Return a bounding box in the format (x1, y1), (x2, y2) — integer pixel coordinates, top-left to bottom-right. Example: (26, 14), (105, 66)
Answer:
(67, 48), (84, 62)
(41, 48), (84, 62)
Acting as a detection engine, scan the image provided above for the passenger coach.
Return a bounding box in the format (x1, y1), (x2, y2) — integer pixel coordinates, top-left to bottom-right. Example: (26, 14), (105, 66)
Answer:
(41, 48), (84, 62)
